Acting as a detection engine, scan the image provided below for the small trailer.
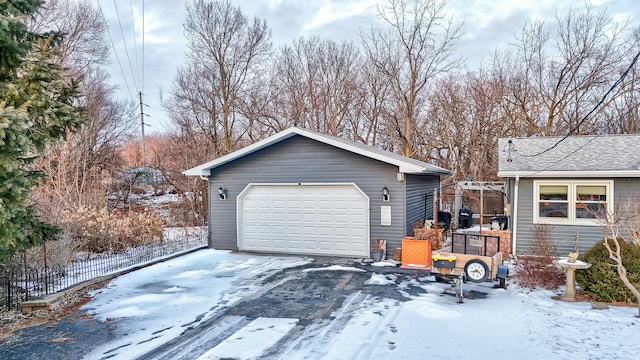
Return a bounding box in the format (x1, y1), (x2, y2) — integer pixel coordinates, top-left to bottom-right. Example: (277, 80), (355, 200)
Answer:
(401, 232), (509, 302)
(431, 251), (508, 286)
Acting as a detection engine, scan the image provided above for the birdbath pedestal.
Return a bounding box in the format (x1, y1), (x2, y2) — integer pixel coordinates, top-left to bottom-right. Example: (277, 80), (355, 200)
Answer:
(553, 258), (592, 301)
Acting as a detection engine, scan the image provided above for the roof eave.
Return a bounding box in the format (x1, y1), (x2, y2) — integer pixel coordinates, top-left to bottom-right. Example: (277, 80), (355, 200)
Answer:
(498, 170), (640, 178)
(183, 127), (452, 176)
(301, 130), (450, 174)
(182, 168), (211, 177)
(394, 164), (453, 175)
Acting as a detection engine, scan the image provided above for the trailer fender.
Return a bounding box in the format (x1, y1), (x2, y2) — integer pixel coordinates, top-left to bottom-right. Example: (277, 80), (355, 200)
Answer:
(496, 265), (509, 279)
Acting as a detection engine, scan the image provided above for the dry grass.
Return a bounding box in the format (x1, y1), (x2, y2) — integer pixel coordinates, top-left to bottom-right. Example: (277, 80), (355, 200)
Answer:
(60, 207), (164, 252)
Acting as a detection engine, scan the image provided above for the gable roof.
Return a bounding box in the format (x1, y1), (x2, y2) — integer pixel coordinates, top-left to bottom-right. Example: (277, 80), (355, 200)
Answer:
(183, 127), (452, 176)
(497, 135), (640, 178)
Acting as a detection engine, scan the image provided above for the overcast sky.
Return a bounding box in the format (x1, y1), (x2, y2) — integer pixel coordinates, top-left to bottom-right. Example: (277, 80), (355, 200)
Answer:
(97, 0), (638, 134)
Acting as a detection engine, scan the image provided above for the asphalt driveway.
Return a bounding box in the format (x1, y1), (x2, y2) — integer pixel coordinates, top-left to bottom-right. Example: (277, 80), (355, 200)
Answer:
(0, 253), (442, 360)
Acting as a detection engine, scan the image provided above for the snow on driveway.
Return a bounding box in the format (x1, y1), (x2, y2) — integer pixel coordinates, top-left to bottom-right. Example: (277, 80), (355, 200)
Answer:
(196, 317), (299, 359)
(81, 250), (310, 359)
(81, 249), (639, 360)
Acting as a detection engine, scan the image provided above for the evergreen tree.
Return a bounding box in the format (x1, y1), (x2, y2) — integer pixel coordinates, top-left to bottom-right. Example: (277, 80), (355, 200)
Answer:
(0, 0), (84, 260)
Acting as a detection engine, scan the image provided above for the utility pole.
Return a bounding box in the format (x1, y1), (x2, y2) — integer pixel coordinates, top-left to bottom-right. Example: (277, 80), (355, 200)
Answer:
(139, 91), (147, 167)
(139, 91), (147, 184)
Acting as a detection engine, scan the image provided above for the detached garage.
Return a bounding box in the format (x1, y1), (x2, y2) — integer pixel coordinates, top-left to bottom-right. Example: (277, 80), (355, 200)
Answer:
(184, 127), (451, 258)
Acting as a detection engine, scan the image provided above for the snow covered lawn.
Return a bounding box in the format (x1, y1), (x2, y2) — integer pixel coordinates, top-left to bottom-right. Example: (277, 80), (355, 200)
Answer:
(81, 249), (638, 360)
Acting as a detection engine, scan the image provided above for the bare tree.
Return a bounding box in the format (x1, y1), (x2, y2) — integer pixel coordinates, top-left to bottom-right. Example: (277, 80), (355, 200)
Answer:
(493, 5), (634, 136)
(36, 69), (136, 211)
(425, 70), (509, 180)
(27, 0), (109, 77)
(600, 201), (640, 317)
(361, 0), (463, 156)
(349, 56), (392, 146)
(181, 0), (271, 153)
(267, 37), (361, 137)
(147, 132), (210, 225)
(28, 0), (137, 214)
(164, 63), (226, 155)
(598, 28), (640, 135)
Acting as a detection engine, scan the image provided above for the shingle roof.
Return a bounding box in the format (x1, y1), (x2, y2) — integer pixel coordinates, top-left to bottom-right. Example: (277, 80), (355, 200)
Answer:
(497, 135), (640, 178)
(184, 127), (452, 176)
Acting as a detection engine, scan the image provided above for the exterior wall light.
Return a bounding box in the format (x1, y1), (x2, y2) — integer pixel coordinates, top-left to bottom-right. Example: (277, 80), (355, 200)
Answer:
(382, 186), (390, 202)
(218, 187), (227, 200)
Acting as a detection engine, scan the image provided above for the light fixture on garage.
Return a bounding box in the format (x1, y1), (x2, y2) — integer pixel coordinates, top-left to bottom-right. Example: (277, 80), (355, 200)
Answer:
(382, 186), (390, 202)
(218, 187), (227, 200)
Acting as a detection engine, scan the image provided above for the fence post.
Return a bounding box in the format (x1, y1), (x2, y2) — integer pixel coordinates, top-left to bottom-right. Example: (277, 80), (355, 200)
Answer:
(23, 252), (28, 301)
(2, 269), (9, 310)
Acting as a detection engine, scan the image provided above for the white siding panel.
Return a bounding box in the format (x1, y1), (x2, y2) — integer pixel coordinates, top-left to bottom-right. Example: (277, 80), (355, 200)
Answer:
(238, 184), (369, 257)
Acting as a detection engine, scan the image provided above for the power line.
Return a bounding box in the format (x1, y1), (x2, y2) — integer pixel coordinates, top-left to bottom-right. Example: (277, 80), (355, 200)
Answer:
(129, 0), (141, 90)
(144, 103), (165, 113)
(518, 49), (640, 158)
(113, 0), (139, 93)
(95, 0), (134, 102)
(518, 135), (601, 179)
(141, 0), (145, 92)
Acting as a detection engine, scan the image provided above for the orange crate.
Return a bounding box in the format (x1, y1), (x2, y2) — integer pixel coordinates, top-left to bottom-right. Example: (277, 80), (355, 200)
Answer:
(401, 237), (431, 269)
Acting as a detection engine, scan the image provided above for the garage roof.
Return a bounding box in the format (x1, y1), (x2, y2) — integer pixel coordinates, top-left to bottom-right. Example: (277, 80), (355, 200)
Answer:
(183, 127), (452, 177)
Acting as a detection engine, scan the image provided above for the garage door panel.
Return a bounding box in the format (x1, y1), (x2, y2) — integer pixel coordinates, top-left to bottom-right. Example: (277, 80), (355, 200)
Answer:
(239, 184), (369, 257)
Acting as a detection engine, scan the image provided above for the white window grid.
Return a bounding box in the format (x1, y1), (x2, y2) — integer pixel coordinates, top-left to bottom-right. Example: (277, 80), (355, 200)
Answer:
(533, 180), (614, 226)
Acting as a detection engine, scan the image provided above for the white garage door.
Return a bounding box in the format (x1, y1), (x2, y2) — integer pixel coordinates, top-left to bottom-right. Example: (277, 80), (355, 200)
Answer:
(238, 184), (370, 257)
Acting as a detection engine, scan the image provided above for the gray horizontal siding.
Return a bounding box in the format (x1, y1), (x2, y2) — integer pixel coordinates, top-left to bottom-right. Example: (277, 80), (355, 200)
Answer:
(207, 135), (410, 254)
(405, 175), (440, 236)
(512, 178), (640, 255)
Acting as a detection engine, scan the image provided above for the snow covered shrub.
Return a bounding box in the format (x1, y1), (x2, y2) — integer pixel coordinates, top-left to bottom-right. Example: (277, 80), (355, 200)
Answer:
(60, 207), (164, 252)
(576, 240), (640, 303)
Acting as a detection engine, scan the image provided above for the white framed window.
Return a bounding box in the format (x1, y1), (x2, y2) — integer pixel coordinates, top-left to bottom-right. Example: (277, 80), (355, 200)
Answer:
(533, 180), (613, 225)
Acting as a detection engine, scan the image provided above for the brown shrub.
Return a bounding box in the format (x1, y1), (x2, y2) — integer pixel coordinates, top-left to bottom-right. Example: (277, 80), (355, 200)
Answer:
(531, 224), (557, 257)
(60, 207), (164, 252)
(515, 255), (566, 290)
(514, 224), (565, 289)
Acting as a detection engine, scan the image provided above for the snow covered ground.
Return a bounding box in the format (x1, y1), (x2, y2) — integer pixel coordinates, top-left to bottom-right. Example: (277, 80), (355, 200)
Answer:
(81, 250), (639, 360)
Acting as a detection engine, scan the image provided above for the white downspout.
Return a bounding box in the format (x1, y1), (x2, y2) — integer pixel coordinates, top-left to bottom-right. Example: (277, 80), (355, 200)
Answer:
(512, 175), (520, 255)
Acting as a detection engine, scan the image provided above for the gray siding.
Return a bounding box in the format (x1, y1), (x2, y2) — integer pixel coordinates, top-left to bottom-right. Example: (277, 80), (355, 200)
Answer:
(207, 135), (413, 253)
(511, 178), (640, 255)
(405, 174), (440, 236)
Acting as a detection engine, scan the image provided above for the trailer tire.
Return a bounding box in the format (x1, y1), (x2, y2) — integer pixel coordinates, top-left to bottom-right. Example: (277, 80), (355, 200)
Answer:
(464, 259), (489, 283)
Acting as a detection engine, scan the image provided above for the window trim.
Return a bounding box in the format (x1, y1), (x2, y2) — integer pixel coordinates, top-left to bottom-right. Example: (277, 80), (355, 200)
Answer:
(533, 180), (613, 226)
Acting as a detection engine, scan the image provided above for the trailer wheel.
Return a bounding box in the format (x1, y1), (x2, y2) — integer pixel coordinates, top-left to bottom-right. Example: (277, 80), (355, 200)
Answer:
(464, 259), (489, 283)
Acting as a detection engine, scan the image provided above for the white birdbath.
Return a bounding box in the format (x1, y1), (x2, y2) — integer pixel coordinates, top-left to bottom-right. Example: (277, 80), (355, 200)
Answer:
(553, 258), (592, 301)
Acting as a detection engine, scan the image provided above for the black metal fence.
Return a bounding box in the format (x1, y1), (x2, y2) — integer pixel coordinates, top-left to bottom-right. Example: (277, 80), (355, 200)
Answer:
(1, 227), (207, 311)
(451, 232), (501, 256)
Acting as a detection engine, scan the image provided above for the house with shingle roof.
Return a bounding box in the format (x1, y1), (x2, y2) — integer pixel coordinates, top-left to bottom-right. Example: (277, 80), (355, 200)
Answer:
(497, 135), (640, 255)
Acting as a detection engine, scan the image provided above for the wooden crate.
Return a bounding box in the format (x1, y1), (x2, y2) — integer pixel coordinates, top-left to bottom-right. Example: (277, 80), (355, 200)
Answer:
(393, 248), (402, 261)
